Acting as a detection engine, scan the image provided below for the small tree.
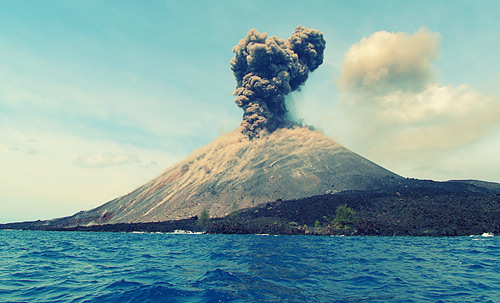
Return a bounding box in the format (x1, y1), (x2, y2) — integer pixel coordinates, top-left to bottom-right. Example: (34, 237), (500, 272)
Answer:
(231, 202), (238, 212)
(230, 202), (240, 218)
(333, 204), (356, 229)
(197, 208), (210, 227)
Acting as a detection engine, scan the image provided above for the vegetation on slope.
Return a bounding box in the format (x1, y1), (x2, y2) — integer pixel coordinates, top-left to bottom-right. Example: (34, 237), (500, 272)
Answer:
(3, 179), (500, 236)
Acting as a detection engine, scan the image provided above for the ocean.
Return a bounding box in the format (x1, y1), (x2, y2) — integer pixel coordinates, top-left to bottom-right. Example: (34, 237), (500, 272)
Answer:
(1, 230), (499, 302)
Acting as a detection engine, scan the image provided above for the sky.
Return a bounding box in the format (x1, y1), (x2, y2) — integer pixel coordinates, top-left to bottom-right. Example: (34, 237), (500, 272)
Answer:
(1, 0), (500, 223)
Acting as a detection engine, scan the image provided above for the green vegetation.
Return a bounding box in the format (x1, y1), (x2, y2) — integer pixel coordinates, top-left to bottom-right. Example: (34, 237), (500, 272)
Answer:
(332, 204), (356, 229)
(230, 202), (240, 218)
(197, 208), (211, 227)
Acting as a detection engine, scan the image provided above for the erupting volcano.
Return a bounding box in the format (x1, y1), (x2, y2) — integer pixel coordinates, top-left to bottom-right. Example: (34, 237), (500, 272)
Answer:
(17, 26), (406, 227)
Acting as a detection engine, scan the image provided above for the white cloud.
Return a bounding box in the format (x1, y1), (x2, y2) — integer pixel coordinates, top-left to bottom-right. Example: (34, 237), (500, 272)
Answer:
(353, 84), (500, 152)
(0, 49), (236, 145)
(75, 152), (140, 168)
(337, 27), (440, 93)
(0, 44), (239, 223)
(0, 127), (181, 222)
(327, 28), (500, 181)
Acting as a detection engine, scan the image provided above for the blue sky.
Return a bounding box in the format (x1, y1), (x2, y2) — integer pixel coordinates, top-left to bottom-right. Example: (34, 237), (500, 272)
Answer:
(1, 0), (499, 222)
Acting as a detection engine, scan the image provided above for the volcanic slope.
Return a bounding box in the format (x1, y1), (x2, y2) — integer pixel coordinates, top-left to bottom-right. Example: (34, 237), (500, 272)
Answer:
(52, 127), (402, 226)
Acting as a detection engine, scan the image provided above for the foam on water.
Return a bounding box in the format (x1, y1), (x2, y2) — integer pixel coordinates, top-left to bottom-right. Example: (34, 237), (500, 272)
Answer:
(1, 230), (500, 302)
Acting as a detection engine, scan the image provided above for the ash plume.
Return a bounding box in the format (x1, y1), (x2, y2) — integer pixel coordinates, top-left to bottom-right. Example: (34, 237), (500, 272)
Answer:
(230, 25), (326, 139)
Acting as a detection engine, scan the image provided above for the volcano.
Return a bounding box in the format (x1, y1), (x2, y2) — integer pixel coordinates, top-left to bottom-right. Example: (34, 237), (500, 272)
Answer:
(47, 127), (401, 227)
(12, 25), (403, 228)
(3, 26), (500, 235)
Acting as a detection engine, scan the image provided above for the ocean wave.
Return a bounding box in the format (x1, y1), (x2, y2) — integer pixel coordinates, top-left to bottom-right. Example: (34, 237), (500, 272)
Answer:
(1, 231), (500, 302)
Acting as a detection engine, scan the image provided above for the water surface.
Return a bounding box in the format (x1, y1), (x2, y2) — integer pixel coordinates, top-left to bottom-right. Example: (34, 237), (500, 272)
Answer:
(1, 230), (499, 302)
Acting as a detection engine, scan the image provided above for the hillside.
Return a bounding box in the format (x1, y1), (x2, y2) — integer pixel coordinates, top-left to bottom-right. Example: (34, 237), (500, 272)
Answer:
(5, 178), (500, 236)
(208, 178), (500, 236)
(31, 127), (401, 228)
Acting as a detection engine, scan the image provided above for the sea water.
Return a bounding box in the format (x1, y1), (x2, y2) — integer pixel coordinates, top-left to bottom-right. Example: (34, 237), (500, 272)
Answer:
(1, 230), (499, 302)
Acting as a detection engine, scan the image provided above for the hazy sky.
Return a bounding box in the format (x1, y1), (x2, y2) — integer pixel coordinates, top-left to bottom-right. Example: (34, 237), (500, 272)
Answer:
(1, 0), (500, 223)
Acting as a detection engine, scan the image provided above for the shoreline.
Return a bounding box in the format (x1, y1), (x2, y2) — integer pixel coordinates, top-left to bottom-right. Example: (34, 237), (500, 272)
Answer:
(2, 179), (500, 237)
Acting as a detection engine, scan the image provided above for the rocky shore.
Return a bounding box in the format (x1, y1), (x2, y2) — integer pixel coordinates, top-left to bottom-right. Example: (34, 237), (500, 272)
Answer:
(2, 179), (500, 236)
(208, 179), (500, 236)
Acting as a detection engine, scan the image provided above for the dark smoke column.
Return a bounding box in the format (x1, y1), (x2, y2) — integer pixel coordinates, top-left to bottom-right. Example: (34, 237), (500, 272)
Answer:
(230, 25), (326, 139)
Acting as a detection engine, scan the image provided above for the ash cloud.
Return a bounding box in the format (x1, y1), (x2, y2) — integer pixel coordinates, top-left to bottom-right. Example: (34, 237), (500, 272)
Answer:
(337, 27), (440, 93)
(230, 25), (326, 139)
(333, 28), (500, 177)
(337, 28), (440, 94)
